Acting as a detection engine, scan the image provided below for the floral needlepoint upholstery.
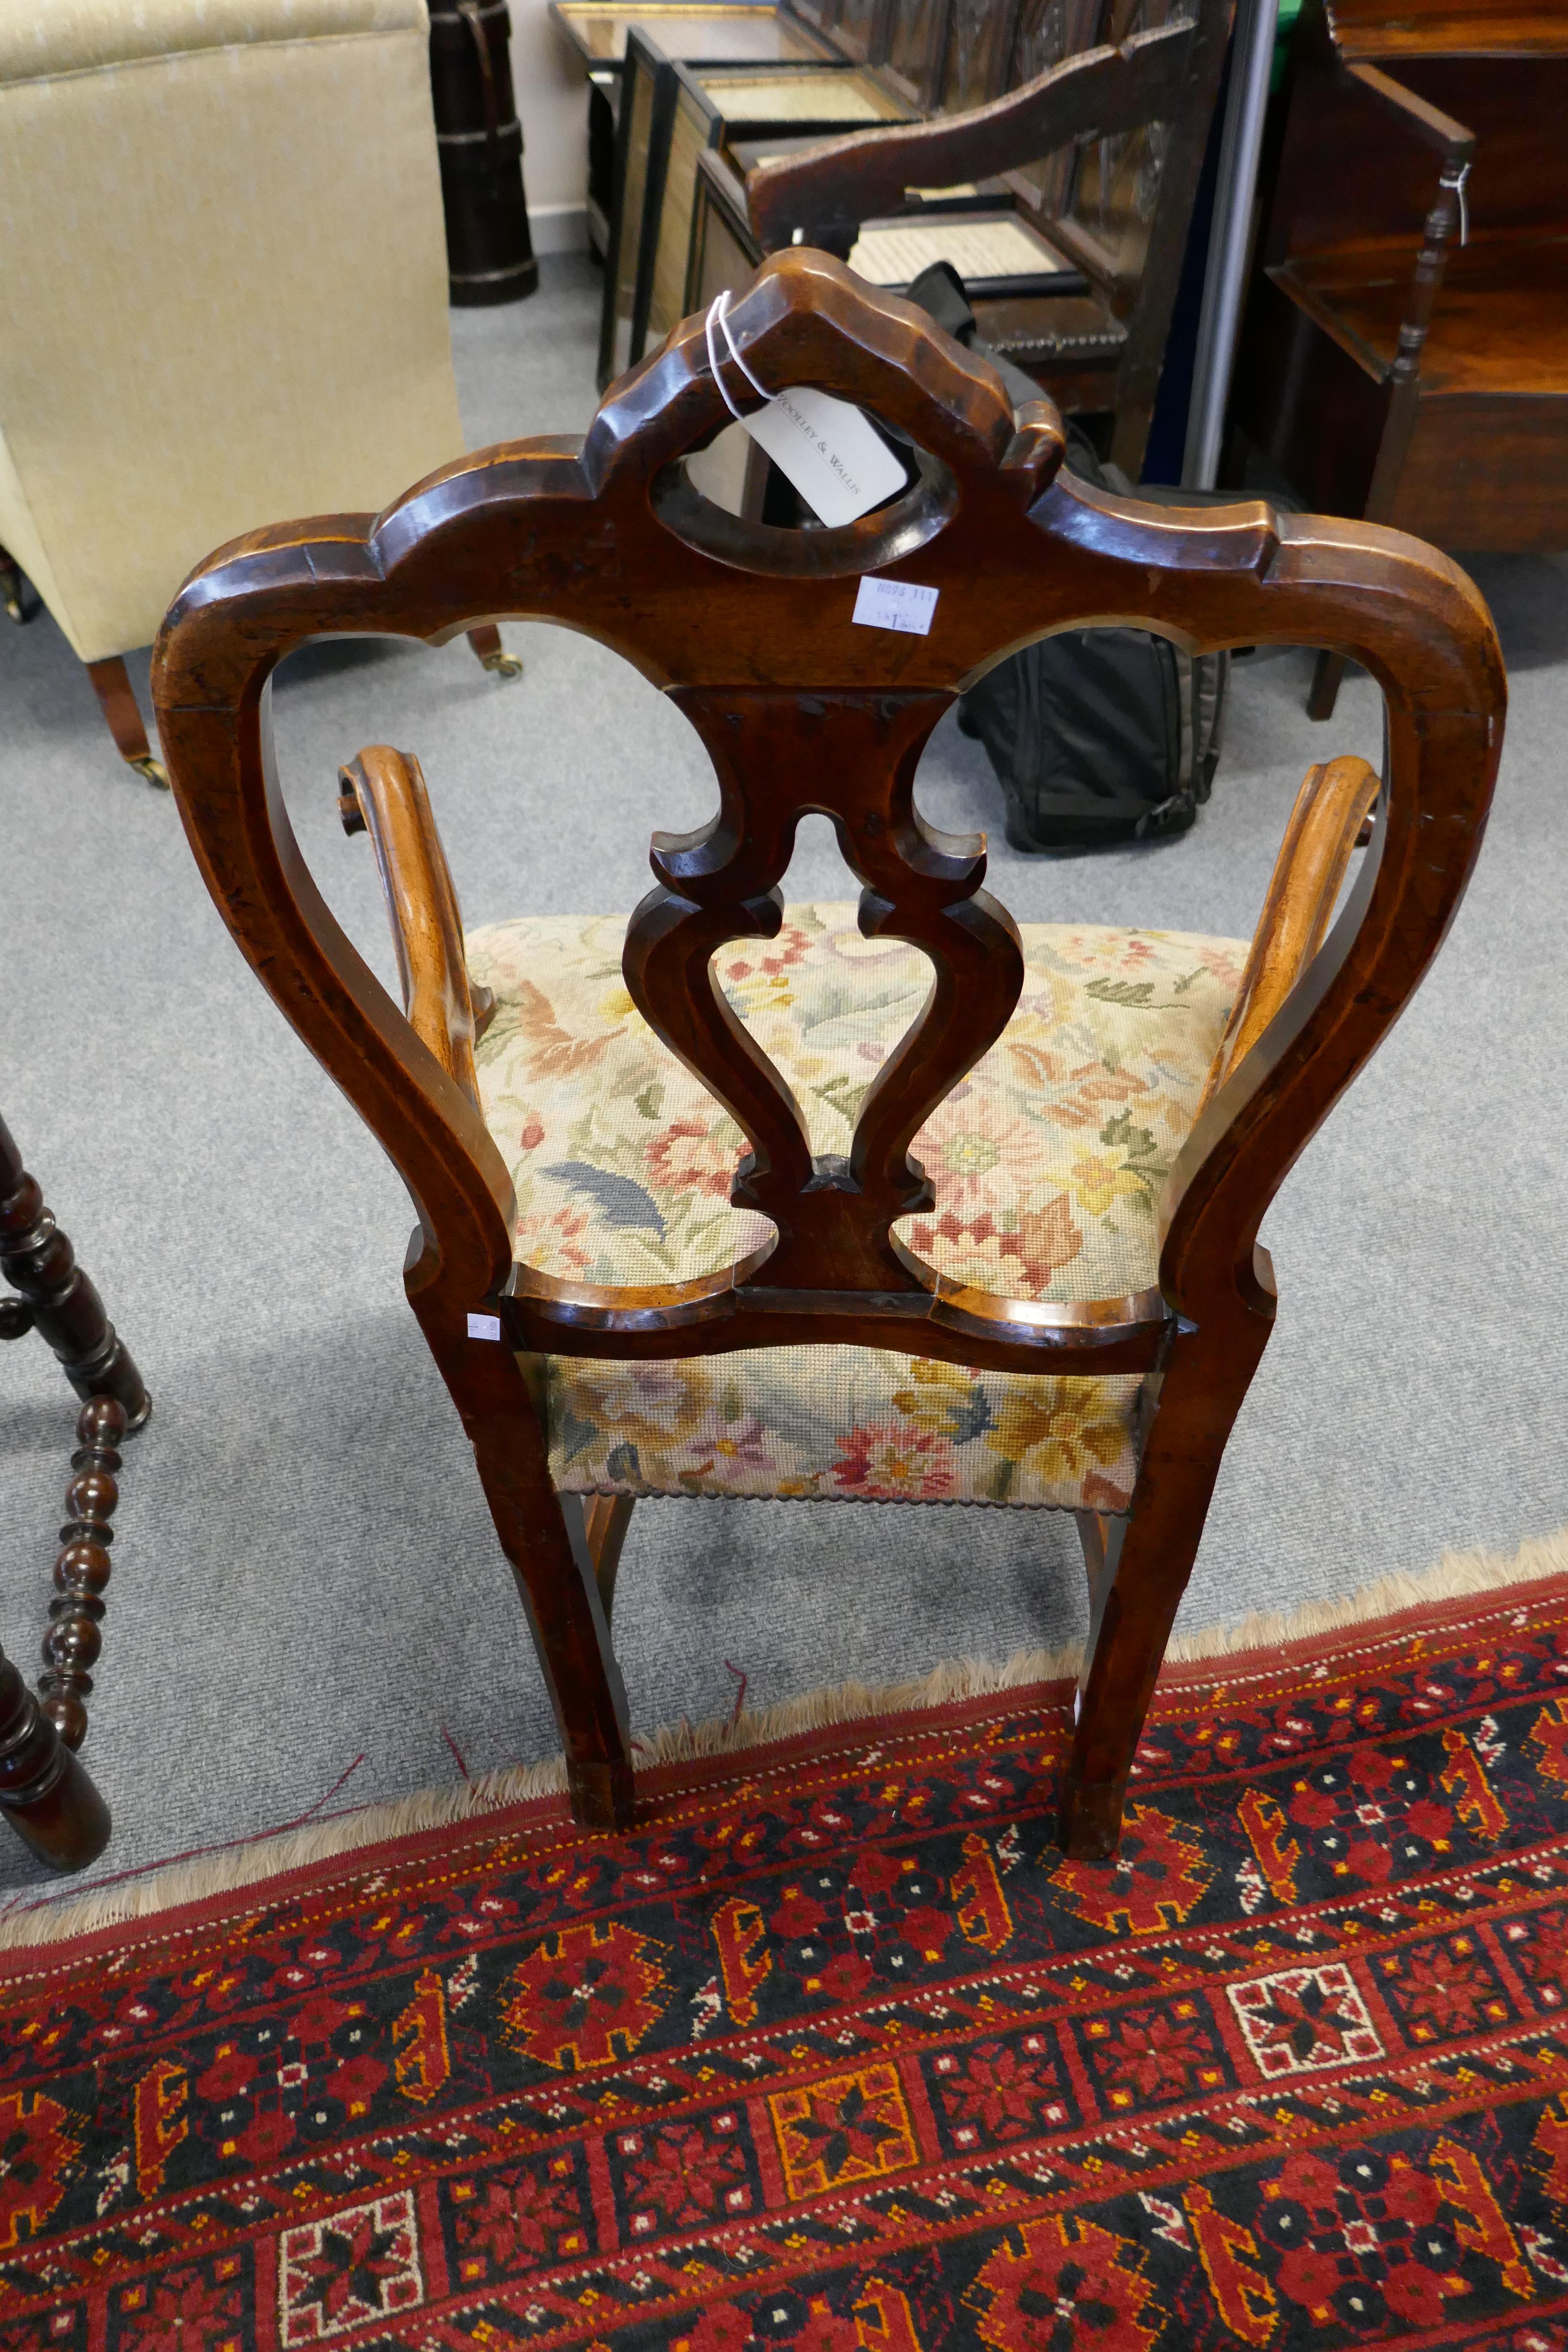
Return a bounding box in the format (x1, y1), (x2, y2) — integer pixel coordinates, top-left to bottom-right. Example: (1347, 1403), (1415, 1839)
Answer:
(466, 906), (1247, 1512)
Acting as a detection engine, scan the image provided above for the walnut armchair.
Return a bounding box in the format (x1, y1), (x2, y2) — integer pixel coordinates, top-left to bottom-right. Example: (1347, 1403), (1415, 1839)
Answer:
(152, 250), (1502, 1859)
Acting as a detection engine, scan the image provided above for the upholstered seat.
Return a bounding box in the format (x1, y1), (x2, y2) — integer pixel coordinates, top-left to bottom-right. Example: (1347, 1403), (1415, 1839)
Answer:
(467, 906), (1247, 1511)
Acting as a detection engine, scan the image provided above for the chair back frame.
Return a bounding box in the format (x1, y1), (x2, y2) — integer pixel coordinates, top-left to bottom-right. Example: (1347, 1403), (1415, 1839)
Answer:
(153, 250), (1503, 1853)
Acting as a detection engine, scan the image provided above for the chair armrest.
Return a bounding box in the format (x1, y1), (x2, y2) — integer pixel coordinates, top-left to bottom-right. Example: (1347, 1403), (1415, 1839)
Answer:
(1263, 36), (1472, 273)
(1344, 64), (1473, 163)
(746, 19), (1189, 255)
(1197, 755), (1381, 1116)
(337, 745), (493, 1111)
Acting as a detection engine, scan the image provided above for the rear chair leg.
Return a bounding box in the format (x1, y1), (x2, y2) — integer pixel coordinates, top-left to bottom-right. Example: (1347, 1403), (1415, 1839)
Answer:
(467, 625), (523, 680)
(1059, 1328), (1267, 1858)
(477, 1445), (636, 1830)
(1307, 651), (1346, 723)
(432, 1333), (634, 1832)
(85, 658), (169, 789)
(565, 1493), (636, 1624)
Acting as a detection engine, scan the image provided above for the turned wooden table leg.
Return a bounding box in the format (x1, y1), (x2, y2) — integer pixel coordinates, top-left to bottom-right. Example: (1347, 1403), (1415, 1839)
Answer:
(38, 1398), (126, 1752)
(0, 1645), (110, 1872)
(466, 624), (523, 679)
(0, 1113), (150, 1429)
(85, 657), (169, 788)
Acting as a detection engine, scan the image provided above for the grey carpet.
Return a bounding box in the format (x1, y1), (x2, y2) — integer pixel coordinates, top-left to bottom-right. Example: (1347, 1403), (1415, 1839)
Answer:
(2, 252), (1566, 1899)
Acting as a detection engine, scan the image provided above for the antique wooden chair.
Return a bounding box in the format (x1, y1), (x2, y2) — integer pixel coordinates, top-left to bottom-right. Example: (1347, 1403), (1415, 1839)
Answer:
(714, 0), (1233, 477)
(153, 251), (1502, 1858)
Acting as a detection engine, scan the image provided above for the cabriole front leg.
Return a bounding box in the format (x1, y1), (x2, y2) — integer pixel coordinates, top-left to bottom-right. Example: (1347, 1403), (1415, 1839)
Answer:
(1059, 1315), (1270, 1859)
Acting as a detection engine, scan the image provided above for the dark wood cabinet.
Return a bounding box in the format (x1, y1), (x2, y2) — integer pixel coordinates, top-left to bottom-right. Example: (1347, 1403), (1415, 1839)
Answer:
(1231, 0), (1568, 716)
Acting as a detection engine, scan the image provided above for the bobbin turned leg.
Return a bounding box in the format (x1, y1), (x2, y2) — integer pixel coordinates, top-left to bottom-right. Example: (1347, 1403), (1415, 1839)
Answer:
(467, 624), (522, 679)
(38, 1399), (127, 1752)
(0, 1647), (109, 1872)
(0, 1114), (150, 1429)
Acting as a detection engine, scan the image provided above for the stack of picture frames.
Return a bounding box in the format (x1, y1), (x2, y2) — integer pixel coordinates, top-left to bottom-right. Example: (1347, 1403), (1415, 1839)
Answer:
(597, 26), (918, 388)
(552, 0), (1232, 492)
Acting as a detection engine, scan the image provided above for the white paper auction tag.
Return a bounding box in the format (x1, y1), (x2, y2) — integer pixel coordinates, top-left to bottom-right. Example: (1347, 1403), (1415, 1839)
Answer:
(467, 1312), (502, 1340)
(853, 576), (939, 635)
(739, 385), (909, 527)
(704, 289), (908, 528)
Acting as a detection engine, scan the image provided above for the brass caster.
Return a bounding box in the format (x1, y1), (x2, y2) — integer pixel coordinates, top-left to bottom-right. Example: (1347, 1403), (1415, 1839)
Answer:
(3, 594), (22, 625)
(481, 649), (523, 680)
(130, 755), (170, 790)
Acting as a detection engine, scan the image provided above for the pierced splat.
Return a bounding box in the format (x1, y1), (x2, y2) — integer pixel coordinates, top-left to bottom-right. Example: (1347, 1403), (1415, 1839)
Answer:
(626, 689), (1025, 1297)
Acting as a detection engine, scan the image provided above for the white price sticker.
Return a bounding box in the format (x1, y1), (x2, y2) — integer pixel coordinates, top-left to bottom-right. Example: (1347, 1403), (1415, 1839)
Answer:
(853, 577), (939, 636)
(467, 1312), (502, 1341)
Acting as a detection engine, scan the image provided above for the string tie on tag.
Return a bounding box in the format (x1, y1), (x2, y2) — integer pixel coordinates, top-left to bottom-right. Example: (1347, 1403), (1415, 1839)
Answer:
(1440, 158), (1471, 247)
(704, 289), (777, 423)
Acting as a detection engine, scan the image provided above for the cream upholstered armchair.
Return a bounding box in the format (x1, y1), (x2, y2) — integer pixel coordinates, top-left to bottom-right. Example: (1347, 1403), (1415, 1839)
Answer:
(0, 0), (516, 787)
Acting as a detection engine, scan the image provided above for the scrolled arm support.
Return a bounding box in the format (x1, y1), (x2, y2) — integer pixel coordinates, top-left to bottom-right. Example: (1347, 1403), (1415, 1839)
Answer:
(338, 745), (495, 1110)
(1197, 754), (1382, 1118)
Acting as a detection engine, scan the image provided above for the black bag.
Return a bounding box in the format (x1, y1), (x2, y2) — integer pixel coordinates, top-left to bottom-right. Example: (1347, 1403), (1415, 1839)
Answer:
(906, 262), (1231, 854)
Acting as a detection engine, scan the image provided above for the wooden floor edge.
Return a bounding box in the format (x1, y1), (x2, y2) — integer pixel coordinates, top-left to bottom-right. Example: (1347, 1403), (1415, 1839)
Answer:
(3, 1521), (1564, 1956)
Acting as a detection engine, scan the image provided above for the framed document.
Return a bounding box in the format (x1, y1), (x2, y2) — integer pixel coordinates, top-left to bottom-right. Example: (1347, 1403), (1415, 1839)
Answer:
(695, 64), (910, 126)
(552, 4), (840, 71)
(636, 63), (914, 363)
(689, 146), (767, 301)
(846, 209), (1085, 296)
(597, 30), (678, 387)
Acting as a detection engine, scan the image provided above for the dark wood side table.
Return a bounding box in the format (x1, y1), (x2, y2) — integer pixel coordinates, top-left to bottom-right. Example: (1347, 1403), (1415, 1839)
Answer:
(0, 1112), (150, 1870)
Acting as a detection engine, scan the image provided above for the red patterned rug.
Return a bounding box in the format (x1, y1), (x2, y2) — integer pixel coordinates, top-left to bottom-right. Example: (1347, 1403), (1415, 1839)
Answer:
(6, 1550), (1568, 2350)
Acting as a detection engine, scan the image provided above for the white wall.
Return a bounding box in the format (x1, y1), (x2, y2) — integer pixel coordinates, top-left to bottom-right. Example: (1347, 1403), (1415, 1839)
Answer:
(513, 0), (592, 243)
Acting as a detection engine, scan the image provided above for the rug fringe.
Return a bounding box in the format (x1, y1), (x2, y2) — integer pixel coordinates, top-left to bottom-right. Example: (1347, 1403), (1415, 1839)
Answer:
(5, 1523), (1565, 1954)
